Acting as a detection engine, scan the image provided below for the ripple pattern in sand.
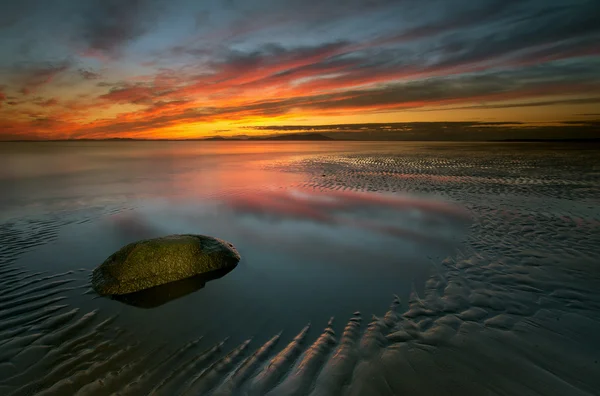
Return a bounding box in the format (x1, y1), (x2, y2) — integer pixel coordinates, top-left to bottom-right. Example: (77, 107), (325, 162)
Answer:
(1, 146), (599, 395)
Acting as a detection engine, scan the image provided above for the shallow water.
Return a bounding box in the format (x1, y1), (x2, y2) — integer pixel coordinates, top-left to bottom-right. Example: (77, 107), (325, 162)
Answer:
(0, 141), (599, 395)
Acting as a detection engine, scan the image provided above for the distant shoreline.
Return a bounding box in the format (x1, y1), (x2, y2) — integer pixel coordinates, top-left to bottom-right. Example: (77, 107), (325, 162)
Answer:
(2, 138), (600, 143)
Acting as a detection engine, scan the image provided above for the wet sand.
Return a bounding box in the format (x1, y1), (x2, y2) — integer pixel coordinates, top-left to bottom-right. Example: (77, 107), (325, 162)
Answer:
(0, 141), (599, 395)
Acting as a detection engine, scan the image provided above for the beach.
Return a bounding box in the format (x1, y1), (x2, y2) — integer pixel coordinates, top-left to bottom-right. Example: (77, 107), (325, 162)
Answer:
(0, 141), (599, 395)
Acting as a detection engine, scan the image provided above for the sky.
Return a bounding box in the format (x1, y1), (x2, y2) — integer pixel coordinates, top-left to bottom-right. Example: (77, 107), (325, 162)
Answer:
(0, 0), (599, 140)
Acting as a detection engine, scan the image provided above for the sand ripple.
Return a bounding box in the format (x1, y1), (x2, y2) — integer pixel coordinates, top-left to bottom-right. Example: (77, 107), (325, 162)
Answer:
(1, 144), (599, 395)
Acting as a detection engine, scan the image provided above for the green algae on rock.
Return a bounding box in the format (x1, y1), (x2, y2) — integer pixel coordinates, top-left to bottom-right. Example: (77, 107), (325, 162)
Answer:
(92, 234), (240, 295)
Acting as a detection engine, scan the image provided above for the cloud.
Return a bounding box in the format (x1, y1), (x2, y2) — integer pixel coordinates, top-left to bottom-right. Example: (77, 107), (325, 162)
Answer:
(1, 0), (599, 139)
(63, 59), (599, 139)
(78, 69), (101, 80)
(0, 1), (37, 30)
(240, 63), (600, 114)
(245, 122), (511, 132)
(244, 121), (600, 141)
(76, 0), (164, 57)
(194, 10), (210, 29)
(370, 0), (518, 45)
(35, 97), (59, 107)
(158, 18), (599, 107)
(99, 83), (159, 104)
(406, 97), (600, 112)
(206, 41), (351, 81)
(429, 2), (600, 70)
(11, 61), (71, 95)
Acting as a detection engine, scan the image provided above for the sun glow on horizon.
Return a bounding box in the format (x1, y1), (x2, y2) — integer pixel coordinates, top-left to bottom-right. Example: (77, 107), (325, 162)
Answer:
(0, 1), (598, 140)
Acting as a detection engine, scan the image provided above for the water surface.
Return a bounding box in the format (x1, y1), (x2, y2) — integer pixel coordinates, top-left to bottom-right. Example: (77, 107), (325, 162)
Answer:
(0, 141), (598, 395)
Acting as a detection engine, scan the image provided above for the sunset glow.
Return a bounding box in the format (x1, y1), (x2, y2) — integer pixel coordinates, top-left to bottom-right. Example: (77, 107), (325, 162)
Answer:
(0, 0), (599, 140)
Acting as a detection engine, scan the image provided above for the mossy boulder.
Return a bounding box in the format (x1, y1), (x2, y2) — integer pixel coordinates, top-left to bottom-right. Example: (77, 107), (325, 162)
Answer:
(92, 234), (240, 295)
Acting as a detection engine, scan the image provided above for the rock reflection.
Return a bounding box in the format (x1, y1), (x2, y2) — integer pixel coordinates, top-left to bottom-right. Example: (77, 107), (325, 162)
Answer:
(109, 267), (235, 308)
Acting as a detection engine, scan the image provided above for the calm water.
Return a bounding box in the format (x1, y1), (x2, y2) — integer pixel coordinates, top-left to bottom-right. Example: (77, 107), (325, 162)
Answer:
(1, 142), (468, 343)
(0, 141), (599, 395)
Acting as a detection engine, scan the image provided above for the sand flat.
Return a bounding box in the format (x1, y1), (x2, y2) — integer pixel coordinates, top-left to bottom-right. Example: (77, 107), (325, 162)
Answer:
(0, 141), (599, 395)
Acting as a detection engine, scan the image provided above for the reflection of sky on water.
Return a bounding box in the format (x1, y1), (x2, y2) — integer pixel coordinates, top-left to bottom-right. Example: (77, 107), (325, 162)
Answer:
(17, 186), (469, 345)
(96, 189), (470, 336)
(108, 188), (470, 269)
(224, 189), (470, 245)
(5, 142), (471, 346)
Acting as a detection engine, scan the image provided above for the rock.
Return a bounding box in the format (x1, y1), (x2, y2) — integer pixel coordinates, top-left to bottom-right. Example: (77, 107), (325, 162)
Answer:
(92, 234), (240, 295)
